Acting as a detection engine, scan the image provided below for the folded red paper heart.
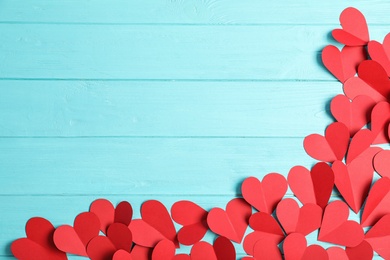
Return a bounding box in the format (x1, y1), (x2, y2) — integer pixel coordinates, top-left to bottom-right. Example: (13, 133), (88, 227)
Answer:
(368, 33), (390, 77)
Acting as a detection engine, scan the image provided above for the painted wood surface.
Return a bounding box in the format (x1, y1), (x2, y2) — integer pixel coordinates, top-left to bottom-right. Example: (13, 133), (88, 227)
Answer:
(1, 1), (388, 259)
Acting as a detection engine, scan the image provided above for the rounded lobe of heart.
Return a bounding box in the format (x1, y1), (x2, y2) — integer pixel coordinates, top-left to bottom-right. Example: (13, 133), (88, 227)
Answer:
(171, 200), (208, 225)
(249, 212), (284, 236)
(319, 201), (364, 247)
(253, 238), (282, 260)
(130, 245), (152, 260)
(368, 38), (390, 77)
(173, 254), (191, 260)
(107, 223), (132, 251)
(330, 95), (376, 136)
(288, 166), (316, 205)
(332, 7), (369, 46)
(322, 45), (365, 83)
(243, 231), (284, 256)
(86, 236), (116, 260)
(359, 61), (390, 101)
(152, 239), (176, 260)
(113, 249), (133, 260)
(311, 162), (335, 210)
(213, 236), (235, 260)
(343, 77), (387, 103)
(177, 221), (208, 246)
(362, 177), (390, 227)
(283, 233), (307, 260)
(115, 201), (133, 226)
(302, 245), (329, 260)
(276, 198), (322, 235)
(374, 150), (390, 178)
(345, 240), (373, 260)
(129, 219), (166, 247)
(191, 241), (217, 260)
(73, 212), (101, 246)
(141, 200), (179, 247)
(346, 129), (375, 164)
(371, 101), (390, 144)
(327, 247), (348, 260)
(207, 198), (251, 243)
(241, 173), (287, 214)
(90, 199), (115, 234)
(365, 214), (390, 259)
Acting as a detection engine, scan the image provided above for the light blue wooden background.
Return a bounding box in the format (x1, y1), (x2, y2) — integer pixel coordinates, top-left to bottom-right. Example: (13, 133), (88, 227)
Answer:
(1, 1), (389, 259)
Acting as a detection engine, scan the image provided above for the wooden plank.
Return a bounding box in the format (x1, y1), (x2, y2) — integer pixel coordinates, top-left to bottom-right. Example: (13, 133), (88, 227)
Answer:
(0, 137), (324, 195)
(0, 24), (388, 80)
(0, 0), (389, 25)
(1, 195), (381, 258)
(0, 80), (337, 137)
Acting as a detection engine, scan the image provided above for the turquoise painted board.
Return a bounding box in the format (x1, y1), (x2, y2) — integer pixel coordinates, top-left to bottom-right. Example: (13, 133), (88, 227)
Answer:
(0, 1), (388, 259)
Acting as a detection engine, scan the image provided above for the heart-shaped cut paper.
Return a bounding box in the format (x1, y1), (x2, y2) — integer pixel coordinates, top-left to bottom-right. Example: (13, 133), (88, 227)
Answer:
(207, 198), (251, 243)
(365, 214), (390, 259)
(130, 245), (152, 260)
(303, 122), (350, 162)
(90, 199), (133, 234)
(368, 33), (390, 76)
(318, 200), (364, 247)
(87, 236), (117, 260)
(322, 45), (366, 83)
(332, 147), (380, 213)
(371, 101), (390, 144)
(361, 177), (390, 227)
(345, 241), (373, 260)
(346, 129), (376, 164)
(251, 238), (282, 260)
(152, 239), (176, 260)
(332, 7), (369, 46)
(53, 212), (100, 256)
(330, 95), (375, 136)
(374, 150), (390, 178)
(241, 173), (287, 214)
(276, 198), (322, 235)
(191, 241), (217, 260)
(171, 200), (208, 245)
(106, 223), (132, 252)
(213, 236), (235, 260)
(327, 247), (348, 260)
(288, 162), (334, 210)
(283, 233), (328, 260)
(344, 60), (390, 103)
(129, 200), (178, 248)
(11, 217), (67, 260)
(113, 249), (133, 260)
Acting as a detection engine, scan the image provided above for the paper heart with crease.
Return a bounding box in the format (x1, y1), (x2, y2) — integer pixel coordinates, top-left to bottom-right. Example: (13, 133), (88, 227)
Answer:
(374, 150), (390, 178)
(365, 214), (390, 259)
(303, 122), (350, 162)
(243, 212), (284, 256)
(332, 147), (381, 213)
(207, 198), (251, 243)
(318, 200), (364, 247)
(370, 101), (390, 144)
(322, 45), (366, 83)
(213, 236), (236, 260)
(283, 233), (328, 260)
(361, 177), (390, 227)
(368, 33), (390, 76)
(344, 60), (390, 103)
(345, 241), (373, 260)
(276, 198), (322, 235)
(171, 200), (208, 245)
(53, 212), (100, 256)
(129, 200), (178, 248)
(90, 199), (133, 234)
(330, 94), (375, 136)
(288, 162), (334, 210)
(332, 7), (369, 46)
(250, 238), (282, 260)
(241, 173), (287, 214)
(346, 129), (376, 164)
(87, 236), (117, 260)
(11, 217), (68, 260)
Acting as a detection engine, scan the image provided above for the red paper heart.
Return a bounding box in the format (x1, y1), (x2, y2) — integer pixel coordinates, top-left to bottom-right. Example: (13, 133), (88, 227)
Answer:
(129, 200), (178, 248)
(251, 238), (282, 259)
(344, 61), (390, 103)
(11, 217), (67, 260)
(152, 240), (176, 260)
(276, 198), (322, 235)
(130, 245), (152, 260)
(288, 162), (334, 210)
(87, 236), (117, 260)
(241, 173), (287, 214)
(332, 147), (380, 213)
(53, 212), (100, 256)
(283, 233), (328, 260)
(318, 200), (364, 247)
(345, 241), (373, 260)
(207, 198), (251, 243)
(322, 45), (366, 83)
(213, 236), (235, 260)
(90, 199), (133, 234)
(171, 200), (208, 245)
(107, 223), (132, 252)
(330, 95), (375, 136)
(243, 212), (284, 256)
(113, 249), (133, 260)
(346, 129), (375, 164)
(374, 150), (390, 178)
(371, 101), (390, 144)
(332, 7), (369, 46)
(368, 33), (390, 76)
(303, 122), (350, 162)
(327, 247), (348, 260)
(365, 214), (390, 259)
(191, 241), (217, 260)
(361, 177), (390, 227)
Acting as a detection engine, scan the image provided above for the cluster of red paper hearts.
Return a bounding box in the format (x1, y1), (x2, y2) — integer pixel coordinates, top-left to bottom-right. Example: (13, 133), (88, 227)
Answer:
(11, 7), (390, 260)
